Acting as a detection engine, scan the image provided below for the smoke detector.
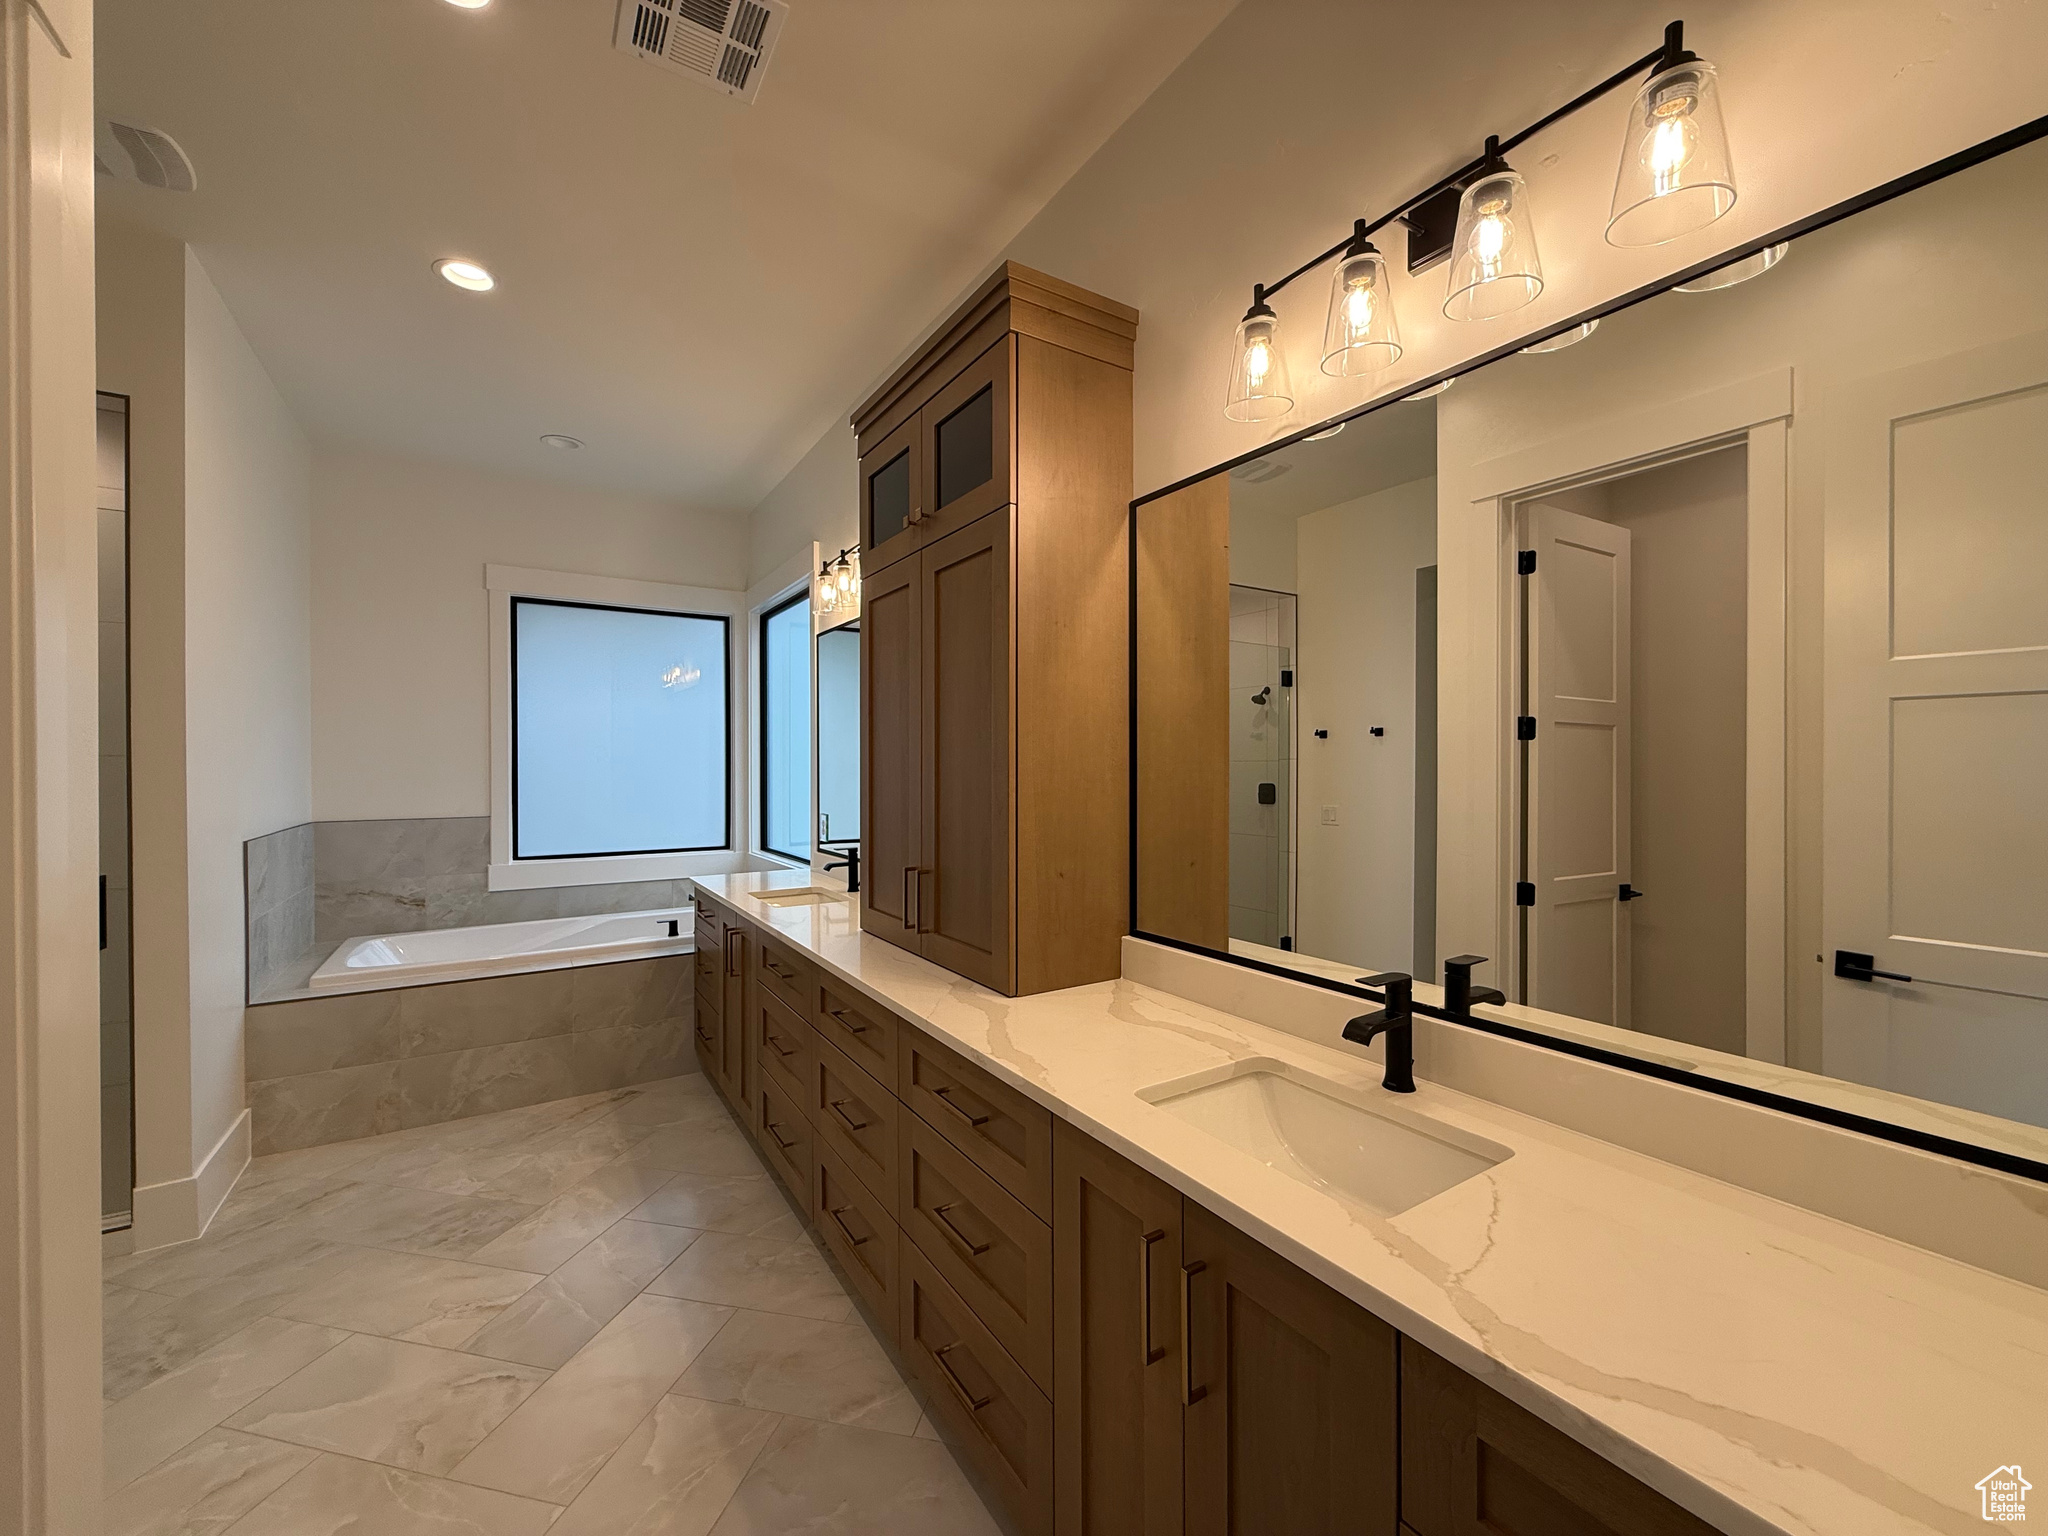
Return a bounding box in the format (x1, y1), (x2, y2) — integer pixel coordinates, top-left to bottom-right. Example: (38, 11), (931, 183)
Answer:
(94, 119), (198, 192)
(613, 0), (787, 103)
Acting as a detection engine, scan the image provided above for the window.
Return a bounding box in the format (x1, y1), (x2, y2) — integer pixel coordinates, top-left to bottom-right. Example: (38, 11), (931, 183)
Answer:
(760, 590), (812, 863)
(511, 597), (729, 858)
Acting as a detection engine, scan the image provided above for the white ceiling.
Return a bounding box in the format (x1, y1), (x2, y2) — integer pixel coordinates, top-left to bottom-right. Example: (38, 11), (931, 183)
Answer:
(94, 0), (1239, 511)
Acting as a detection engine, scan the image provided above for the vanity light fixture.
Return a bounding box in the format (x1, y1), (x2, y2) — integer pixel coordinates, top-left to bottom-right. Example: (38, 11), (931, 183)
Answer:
(1673, 240), (1787, 292)
(1221, 19), (1736, 417)
(1520, 319), (1600, 354)
(1403, 379), (1454, 402)
(434, 257), (495, 292)
(1319, 224), (1403, 376)
(816, 545), (861, 617)
(1225, 285), (1295, 422)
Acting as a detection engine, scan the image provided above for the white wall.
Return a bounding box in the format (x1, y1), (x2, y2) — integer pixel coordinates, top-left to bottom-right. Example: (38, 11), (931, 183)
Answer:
(747, 421), (856, 590)
(181, 252), (312, 1176)
(311, 449), (746, 822)
(1296, 477), (1435, 972)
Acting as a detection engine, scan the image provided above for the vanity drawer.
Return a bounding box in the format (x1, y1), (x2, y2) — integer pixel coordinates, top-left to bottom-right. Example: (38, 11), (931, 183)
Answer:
(808, 1034), (900, 1215)
(813, 978), (900, 1084)
(752, 927), (814, 1016)
(901, 1034), (1053, 1221)
(811, 1138), (899, 1335)
(753, 1072), (810, 1200)
(754, 987), (813, 1099)
(900, 1239), (1054, 1536)
(901, 1113), (1052, 1391)
(693, 947), (722, 1014)
(691, 1007), (719, 1080)
(693, 905), (719, 952)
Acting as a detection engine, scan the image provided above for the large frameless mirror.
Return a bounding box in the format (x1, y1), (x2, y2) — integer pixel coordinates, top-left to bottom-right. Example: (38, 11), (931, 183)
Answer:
(1134, 125), (2048, 1178)
(815, 620), (861, 872)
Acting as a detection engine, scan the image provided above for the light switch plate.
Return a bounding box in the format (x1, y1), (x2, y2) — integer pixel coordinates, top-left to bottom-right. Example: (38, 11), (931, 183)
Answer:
(1320, 805), (1339, 826)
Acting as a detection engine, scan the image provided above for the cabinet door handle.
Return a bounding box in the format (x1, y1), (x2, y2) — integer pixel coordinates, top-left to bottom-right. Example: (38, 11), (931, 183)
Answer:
(902, 867), (918, 932)
(932, 1342), (992, 1412)
(1181, 1261), (1207, 1406)
(724, 929), (742, 977)
(929, 1084), (990, 1129)
(826, 1203), (872, 1248)
(828, 1097), (870, 1133)
(1139, 1228), (1166, 1366)
(930, 1201), (993, 1258)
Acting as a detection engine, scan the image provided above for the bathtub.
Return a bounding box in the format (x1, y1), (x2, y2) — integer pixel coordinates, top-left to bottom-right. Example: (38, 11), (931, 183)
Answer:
(309, 906), (695, 989)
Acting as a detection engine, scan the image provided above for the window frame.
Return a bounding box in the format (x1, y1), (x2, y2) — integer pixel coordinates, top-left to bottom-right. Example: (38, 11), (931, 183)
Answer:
(757, 587), (812, 864)
(509, 594), (733, 862)
(487, 563), (745, 892)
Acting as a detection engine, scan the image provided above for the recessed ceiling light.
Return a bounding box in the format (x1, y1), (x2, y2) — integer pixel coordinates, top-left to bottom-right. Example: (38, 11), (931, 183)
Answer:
(443, 0), (491, 9)
(434, 258), (495, 292)
(540, 434), (583, 450)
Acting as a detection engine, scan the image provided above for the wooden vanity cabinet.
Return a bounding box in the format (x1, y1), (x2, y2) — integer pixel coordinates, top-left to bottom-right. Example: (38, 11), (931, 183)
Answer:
(691, 894), (746, 1107)
(853, 262), (1136, 998)
(1180, 1202), (1399, 1536)
(1399, 1338), (1717, 1536)
(1052, 1121), (1185, 1536)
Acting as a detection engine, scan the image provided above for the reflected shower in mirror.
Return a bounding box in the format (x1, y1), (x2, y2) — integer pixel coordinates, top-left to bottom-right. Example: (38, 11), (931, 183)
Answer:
(816, 620), (860, 861)
(1136, 128), (2048, 1169)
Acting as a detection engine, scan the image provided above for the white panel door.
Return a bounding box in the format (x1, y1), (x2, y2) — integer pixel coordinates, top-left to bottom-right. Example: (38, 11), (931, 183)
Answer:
(1824, 330), (2048, 1127)
(1523, 504), (1632, 1028)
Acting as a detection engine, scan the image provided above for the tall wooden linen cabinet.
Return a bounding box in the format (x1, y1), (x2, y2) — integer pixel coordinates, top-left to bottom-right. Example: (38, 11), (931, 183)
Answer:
(855, 264), (1136, 997)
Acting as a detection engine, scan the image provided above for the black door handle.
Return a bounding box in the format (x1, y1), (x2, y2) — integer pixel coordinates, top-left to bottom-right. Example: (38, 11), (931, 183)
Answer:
(1834, 950), (1912, 984)
(1618, 883), (1645, 901)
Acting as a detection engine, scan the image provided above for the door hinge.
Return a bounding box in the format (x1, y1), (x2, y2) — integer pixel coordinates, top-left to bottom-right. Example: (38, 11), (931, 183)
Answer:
(1517, 550), (1537, 575)
(1515, 881), (1535, 907)
(1516, 715), (1536, 741)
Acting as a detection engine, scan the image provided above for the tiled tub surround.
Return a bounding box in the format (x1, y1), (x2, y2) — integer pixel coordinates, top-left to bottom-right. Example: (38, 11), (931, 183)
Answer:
(101, 1075), (998, 1535)
(246, 956), (695, 1155)
(244, 817), (702, 1001)
(694, 872), (2048, 1536)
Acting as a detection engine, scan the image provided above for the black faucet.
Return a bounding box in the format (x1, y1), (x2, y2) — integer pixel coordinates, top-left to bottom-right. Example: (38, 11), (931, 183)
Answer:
(1342, 972), (1416, 1093)
(822, 842), (860, 893)
(1442, 954), (1506, 1017)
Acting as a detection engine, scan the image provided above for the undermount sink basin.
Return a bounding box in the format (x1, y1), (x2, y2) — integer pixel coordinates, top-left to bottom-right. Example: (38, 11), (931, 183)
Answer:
(752, 887), (847, 908)
(1139, 1059), (1510, 1219)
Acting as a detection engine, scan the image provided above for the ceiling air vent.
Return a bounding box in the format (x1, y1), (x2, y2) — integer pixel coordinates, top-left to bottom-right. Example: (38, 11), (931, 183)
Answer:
(613, 0), (787, 104)
(94, 119), (198, 192)
(1230, 458), (1292, 484)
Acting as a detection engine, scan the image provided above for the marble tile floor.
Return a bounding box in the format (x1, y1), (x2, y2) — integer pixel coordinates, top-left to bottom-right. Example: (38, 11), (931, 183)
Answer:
(102, 1072), (1001, 1535)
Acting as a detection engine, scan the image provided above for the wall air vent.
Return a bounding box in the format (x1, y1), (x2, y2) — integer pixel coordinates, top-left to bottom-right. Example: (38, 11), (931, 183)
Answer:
(94, 119), (198, 192)
(613, 0), (787, 104)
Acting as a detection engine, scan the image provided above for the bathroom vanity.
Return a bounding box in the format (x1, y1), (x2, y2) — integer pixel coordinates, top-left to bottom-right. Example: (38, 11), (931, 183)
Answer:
(691, 872), (2042, 1536)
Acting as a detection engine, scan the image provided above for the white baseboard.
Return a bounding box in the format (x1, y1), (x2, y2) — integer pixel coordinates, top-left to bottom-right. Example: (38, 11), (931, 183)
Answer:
(128, 1108), (251, 1253)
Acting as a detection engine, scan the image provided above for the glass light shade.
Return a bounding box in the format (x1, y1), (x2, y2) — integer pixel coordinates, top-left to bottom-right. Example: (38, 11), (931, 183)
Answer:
(1319, 247), (1403, 376)
(1520, 319), (1599, 355)
(1674, 240), (1787, 292)
(1443, 170), (1543, 321)
(1404, 378), (1454, 402)
(815, 564), (838, 613)
(1224, 307), (1295, 422)
(1607, 60), (1736, 247)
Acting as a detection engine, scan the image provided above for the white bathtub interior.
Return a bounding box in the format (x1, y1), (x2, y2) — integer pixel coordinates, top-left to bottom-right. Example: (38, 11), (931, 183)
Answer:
(310, 905), (695, 989)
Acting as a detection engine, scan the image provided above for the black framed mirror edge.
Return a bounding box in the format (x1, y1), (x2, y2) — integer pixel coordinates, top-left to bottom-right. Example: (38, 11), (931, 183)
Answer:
(1123, 109), (2048, 1189)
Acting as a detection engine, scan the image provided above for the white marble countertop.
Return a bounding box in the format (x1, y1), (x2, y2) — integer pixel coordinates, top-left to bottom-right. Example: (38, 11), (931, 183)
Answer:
(693, 872), (2046, 1536)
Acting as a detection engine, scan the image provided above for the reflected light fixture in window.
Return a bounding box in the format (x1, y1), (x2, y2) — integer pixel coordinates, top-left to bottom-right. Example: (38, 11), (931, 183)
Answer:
(1520, 319), (1600, 354)
(660, 662), (701, 689)
(1225, 285), (1294, 422)
(1320, 224), (1403, 376)
(1607, 40), (1737, 246)
(434, 258), (495, 292)
(1674, 241), (1788, 292)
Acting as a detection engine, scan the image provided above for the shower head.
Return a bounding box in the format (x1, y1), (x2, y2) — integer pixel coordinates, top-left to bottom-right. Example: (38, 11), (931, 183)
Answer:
(1251, 686), (1271, 706)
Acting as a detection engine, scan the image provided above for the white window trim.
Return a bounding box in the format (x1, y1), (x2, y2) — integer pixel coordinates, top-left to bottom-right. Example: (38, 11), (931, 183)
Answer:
(485, 562), (748, 891)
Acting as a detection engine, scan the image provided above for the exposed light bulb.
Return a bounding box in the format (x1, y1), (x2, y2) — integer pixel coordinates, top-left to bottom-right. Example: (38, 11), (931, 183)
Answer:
(1607, 57), (1736, 246)
(1225, 288), (1294, 421)
(1319, 237), (1402, 378)
(1471, 206), (1509, 272)
(1646, 109), (1698, 196)
(1244, 336), (1272, 387)
(1344, 281), (1375, 332)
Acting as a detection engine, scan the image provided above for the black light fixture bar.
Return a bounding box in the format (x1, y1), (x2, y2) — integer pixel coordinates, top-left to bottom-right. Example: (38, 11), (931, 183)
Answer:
(1247, 20), (1693, 301)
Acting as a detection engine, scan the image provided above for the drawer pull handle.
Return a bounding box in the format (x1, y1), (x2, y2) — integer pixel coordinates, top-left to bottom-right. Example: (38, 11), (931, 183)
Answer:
(828, 1098), (870, 1132)
(765, 958), (796, 980)
(1139, 1228), (1165, 1366)
(932, 1343), (992, 1413)
(825, 1005), (869, 1035)
(825, 1203), (872, 1248)
(929, 1084), (990, 1128)
(766, 1031), (798, 1059)
(765, 1120), (799, 1152)
(694, 1023), (713, 1044)
(930, 1202), (992, 1258)
(1181, 1261), (1207, 1406)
